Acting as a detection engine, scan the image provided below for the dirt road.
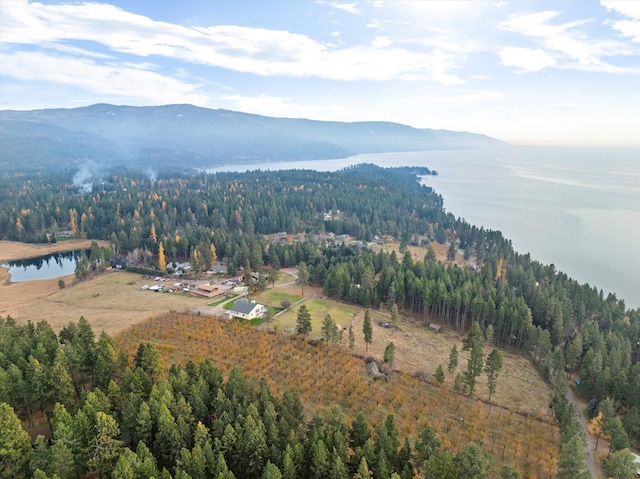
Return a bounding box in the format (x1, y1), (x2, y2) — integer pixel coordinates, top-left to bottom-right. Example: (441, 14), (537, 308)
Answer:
(567, 387), (599, 478)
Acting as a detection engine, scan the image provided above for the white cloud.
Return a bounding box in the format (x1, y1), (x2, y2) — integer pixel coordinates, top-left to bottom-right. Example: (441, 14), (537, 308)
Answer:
(499, 46), (557, 72)
(322, 2), (361, 15)
(608, 19), (640, 42)
(366, 19), (387, 29)
(371, 36), (392, 48)
(0, 0), (463, 84)
(602, 1), (640, 42)
(601, 1), (640, 19)
(497, 10), (636, 70)
(0, 50), (208, 105)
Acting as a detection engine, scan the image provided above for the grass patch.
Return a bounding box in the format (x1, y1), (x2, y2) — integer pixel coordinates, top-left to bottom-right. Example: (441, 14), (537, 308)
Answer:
(233, 317), (263, 326)
(274, 298), (359, 332)
(255, 290), (302, 307)
(222, 300), (237, 310)
(207, 294), (238, 307)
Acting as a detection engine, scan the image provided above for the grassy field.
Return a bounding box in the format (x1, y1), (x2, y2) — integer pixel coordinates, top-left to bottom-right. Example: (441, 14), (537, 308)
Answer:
(0, 269), (214, 334)
(274, 297), (360, 332)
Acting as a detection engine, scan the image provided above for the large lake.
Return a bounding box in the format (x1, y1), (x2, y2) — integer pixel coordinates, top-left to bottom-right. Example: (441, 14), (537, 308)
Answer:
(208, 146), (640, 309)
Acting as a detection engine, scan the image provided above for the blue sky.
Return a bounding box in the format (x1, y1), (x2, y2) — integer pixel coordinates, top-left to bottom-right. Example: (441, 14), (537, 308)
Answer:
(1, 0), (639, 145)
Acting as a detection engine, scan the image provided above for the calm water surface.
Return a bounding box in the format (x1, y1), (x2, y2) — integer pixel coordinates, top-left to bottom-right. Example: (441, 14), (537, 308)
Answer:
(2, 250), (86, 282)
(209, 146), (640, 309)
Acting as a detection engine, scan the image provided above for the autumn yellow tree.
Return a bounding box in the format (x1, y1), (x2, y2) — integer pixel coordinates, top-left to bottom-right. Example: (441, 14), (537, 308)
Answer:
(210, 243), (217, 263)
(150, 223), (157, 242)
(69, 208), (78, 236)
(588, 412), (609, 450)
(158, 242), (167, 271)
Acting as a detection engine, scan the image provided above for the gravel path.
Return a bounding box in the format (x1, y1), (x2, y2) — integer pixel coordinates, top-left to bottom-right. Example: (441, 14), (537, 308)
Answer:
(567, 387), (599, 478)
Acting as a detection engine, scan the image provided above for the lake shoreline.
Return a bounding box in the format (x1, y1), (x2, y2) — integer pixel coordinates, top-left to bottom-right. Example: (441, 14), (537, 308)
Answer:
(0, 239), (110, 285)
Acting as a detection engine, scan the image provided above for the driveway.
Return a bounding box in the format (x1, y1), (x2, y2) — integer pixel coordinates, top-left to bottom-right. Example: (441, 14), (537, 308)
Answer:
(567, 387), (599, 478)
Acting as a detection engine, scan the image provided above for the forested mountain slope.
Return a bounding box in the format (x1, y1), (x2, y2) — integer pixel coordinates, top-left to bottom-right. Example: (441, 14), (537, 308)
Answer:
(0, 104), (501, 171)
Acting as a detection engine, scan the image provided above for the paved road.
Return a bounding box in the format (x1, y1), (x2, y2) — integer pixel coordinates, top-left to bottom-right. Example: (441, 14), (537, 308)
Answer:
(567, 387), (599, 478)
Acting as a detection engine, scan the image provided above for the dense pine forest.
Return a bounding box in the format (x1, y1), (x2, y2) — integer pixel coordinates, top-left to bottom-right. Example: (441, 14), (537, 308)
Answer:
(1, 163), (639, 477)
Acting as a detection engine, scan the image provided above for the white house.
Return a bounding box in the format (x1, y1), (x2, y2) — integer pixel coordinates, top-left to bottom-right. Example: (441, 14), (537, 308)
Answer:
(227, 300), (265, 320)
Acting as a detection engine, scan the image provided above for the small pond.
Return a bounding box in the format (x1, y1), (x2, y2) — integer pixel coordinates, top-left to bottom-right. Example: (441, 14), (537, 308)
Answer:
(1, 250), (89, 282)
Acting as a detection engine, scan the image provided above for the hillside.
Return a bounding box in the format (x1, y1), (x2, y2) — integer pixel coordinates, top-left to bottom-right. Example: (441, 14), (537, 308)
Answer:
(0, 103), (501, 171)
(116, 312), (559, 477)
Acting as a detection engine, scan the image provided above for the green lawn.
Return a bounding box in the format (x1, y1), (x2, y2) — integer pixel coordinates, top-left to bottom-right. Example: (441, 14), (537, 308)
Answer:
(274, 298), (359, 332)
(254, 290), (302, 307)
(207, 294), (238, 307)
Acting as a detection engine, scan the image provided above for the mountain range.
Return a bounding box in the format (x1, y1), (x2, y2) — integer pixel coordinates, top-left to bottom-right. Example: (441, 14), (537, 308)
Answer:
(0, 103), (502, 171)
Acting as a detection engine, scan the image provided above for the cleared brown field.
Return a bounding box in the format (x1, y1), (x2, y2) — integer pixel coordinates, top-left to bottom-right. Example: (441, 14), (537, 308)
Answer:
(0, 240), (237, 334)
(0, 268), (215, 334)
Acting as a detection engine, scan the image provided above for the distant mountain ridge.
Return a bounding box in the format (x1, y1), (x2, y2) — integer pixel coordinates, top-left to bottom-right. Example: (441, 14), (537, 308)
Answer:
(0, 103), (502, 170)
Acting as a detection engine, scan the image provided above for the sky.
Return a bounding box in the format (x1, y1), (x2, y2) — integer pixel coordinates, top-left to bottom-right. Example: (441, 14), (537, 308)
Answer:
(1, 0), (639, 146)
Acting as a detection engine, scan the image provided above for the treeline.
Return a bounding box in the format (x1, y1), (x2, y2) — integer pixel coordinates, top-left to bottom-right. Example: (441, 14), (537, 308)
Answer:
(1, 316), (518, 479)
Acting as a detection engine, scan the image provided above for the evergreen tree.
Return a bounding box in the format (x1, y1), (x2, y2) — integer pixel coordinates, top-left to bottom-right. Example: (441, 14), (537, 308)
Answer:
(557, 433), (589, 479)
(348, 325), (355, 349)
(446, 241), (457, 262)
(448, 345), (459, 376)
(454, 443), (492, 479)
(0, 403), (33, 479)
(603, 449), (637, 479)
(349, 413), (370, 450)
(500, 464), (522, 479)
(384, 342), (395, 365)
(363, 310), (373, 352)
(390, 303), (399, 323)
(296, 305), (312, 336)
(462, 323), (485, 396)
(414, 425), (441, 469)
(262, 461), (282, 479)
(296, 262), (310, 295)
(485, 348), (503, 401)
(353, 457), (373, 479)
(425, 244), (436, 262)
(89, 411), (122, 478)
(244, 258), (253, 290)
(435, 365), (445, 384)
(321, 314), (338, 344)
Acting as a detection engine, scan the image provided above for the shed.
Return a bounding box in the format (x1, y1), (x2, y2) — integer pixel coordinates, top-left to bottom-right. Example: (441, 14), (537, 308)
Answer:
(428, 323), (441, 333)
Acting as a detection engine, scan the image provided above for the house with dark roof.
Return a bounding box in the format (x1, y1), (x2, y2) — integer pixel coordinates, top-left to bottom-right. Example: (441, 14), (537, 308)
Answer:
(227, 299), (266, 320)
